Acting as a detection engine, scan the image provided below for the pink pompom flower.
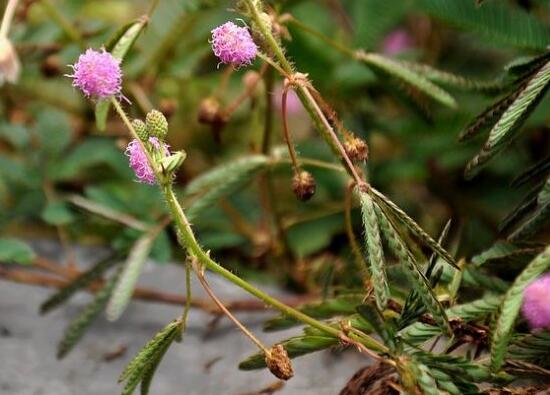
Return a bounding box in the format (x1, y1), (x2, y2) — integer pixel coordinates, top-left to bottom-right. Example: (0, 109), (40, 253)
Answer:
(125, 137), (169, 185)
(521, 273), (550, 329)
(68, 49), (122, 99)
(382, 29), (413, 56)
(211, 21), (257, 67)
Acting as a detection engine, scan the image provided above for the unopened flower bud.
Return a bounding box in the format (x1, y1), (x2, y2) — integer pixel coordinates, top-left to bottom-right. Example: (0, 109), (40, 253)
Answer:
(132, 119), (148, 141)
(0, 36), (20, 86)
(265, 344), (293, 381)
(344, 136), (369, 162)
(146, 109), (168, 140)
(197, 97), (222, 125)
(292, 171), (316, 201)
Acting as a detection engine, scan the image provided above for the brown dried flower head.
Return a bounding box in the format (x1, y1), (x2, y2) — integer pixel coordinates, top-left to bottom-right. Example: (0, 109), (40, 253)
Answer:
(292, 170), (316, 201)
(344, 135), (369, 162)
(265, 344), (294, 381)
(197, 97), (223, 125)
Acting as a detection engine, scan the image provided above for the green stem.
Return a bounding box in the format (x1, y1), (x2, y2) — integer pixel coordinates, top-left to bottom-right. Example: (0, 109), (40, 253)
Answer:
(244, 0), (364, 187)
(110, 89), (386, 354)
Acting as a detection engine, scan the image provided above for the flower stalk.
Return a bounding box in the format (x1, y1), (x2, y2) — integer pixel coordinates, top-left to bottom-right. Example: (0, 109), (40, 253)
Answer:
(109, 97), (387, 355)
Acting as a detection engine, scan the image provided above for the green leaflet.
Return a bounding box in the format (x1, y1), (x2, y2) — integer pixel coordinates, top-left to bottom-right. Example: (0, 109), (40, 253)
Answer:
(184, 155), (270, 220)
(370, 187), (457, 269)
(358, 189), (389, 310)
(400, 294), (501, 346)
(414, 362), (443, 395)
(139, 338), (173, 395)
(490, 245), (550, 372)
(41, 255), (120, 314)
(0, 238), (35, 265)
(106, 231), (157, 321)
(119, 319), (181, 395)
(239, 335), (339, 370)
(95, 17), (148, 131)
(417, 0), (550, 50)
(57, 267), (123, 359)
(403, 60), (507, 94)
(374, 204), (450, 333)
(458, 86), (524, 143)
(508, 330), (550, 367)
(511, 154), (550, 188)
(358, 52), (457, 108)
(465, 61), (550, 179)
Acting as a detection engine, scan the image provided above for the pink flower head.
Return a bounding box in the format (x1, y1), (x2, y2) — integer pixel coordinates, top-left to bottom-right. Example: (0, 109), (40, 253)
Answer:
(211, 21), (257, 66)
(125, 137), (169, 185)
(68, 49), (122, 99)
(521, 273), (550, 329)
(382, 29), (413, 56)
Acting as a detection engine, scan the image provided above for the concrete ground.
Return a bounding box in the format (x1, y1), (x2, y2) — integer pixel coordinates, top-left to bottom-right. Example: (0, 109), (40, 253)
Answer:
(0, 242), (367, 395)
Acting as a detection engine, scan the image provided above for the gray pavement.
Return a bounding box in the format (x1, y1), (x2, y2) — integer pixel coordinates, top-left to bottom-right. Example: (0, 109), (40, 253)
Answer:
(0, 242), (367, 395)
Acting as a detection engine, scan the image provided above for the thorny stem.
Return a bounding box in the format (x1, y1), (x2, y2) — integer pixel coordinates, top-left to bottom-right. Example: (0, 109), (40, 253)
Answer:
(0, 0), (18, 37)
(192, 259), (270, 355)
(110, 94), (388, 354)
(243, 0), (366, 189)
(181, 262), (192, 330)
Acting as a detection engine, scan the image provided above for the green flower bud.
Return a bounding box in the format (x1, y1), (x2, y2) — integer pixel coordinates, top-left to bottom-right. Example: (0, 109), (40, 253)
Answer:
(131, 119), (148, 142)
(146, 109), (168, 140)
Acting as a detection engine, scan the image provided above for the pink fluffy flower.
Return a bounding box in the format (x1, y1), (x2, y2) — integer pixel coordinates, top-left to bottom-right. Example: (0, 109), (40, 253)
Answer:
(125, 137), (169, 185)
(382, 29), (413, 56)
(68, 49), (122, 99)
(211, 21), (257, 66)
(521, 273), (550, 329)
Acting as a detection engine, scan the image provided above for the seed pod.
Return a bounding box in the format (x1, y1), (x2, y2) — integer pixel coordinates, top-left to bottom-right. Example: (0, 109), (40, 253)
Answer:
(344, 136), (369, 162)
(146, 109), (168, 140)
(292, 171), (316, 201)
(197, 97), (223, 125)
(265, 344), (293, 381)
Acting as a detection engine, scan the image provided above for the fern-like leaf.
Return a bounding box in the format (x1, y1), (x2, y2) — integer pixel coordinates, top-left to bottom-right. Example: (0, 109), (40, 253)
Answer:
(358, 52), (457, 108)
(106, 232), (157, 321)
(375, 204), (450, 333)
(40, 255), (119, 314)
(358, 189), (389, 310)
(119, 319), (182, 395)
(370, 187), (457, 268)
(465, 61), (550, 179)
(57, 267), (122, 359)
(491, 245), (550, 372)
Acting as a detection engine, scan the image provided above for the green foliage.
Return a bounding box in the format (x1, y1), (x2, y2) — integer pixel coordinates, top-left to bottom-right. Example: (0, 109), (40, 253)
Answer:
(358, 189), (389, 310)
(491, 245), (550, 372)
(0, 238), (36, 265)
(508, 330), (550, 368)
(416, 0), (550, 50)
(464, 61), (550, 179)
(41, 255), (120, 314)
(57, 267), (122, 359)
(106, 231), (158, 321)
(119, 319), (182, 395)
